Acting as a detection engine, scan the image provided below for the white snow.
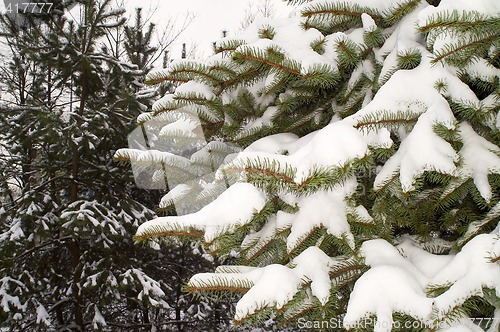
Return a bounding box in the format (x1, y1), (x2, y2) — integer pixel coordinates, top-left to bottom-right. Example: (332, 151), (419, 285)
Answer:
(189, 246), (338, 320)
(36, 304), (51, 326)
(287, 188), (356, 252)
(0, 277), (26, 312)
(361, 13), (377, 32)
(302, 0), (414, 14)
(233, 264), (301, 320)
(417, 0), (500, 71)
(348, 205), (375, 224)
(459, 202), (500, 246)
(289, 122), (369, 183)
(431, 234), (500, 319)
(354, 56), (476, 130)
(242, 106), (279, 131)
(344, 265), (433, 331)
(291, 247), (336, 305)
(245, 133), (299, 154)
(231, 16), (335, 73)
(152, 94), (176, 114)
(136, 183), (267, 243)
(122, 269), (167, 307)
(374, 111), (459, 192)
(175, 81), (216, 100)
(92, 306), (106, 328)
(227, 120), (371, 186)
(344, 234), (500, 329)
(159, 184), (192, 209)
(458, 122), (500, 202)
(159, 119), (200, 138)
(241, 214), (280, 259)
(397, 238), (453, 278)
(464, 58), (500, 83)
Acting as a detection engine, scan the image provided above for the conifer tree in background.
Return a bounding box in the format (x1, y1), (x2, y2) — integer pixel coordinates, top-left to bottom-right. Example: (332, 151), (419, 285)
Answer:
(117, 0), (500, 330)
(0, 1), (227, 330)
(0, 1), (157, 329)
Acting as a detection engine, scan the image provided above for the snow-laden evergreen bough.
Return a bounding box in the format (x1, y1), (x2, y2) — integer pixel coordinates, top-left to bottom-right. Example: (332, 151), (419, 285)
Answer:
(116, 0), (500, 330)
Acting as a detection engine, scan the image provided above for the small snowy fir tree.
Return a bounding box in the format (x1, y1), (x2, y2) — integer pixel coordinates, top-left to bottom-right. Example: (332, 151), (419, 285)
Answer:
(116, 0), (500, 330)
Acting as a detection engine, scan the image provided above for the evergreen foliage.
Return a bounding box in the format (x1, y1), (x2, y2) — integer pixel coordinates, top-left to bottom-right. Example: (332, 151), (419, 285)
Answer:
(117, 0), (500, 330)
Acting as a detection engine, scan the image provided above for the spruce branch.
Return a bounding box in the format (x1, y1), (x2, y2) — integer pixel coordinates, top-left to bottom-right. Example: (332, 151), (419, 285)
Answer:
(302, 2), (382, 28)
(432, 34), (499, 66)
(133, 223), (204, 242)
(234, 46), (302, 76)
(382, 0), (421, 27)
(355, 110), (421, 131)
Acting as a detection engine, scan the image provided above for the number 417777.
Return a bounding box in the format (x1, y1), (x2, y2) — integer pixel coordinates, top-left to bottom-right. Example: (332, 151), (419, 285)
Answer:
(5, 2), (54, 14)
(469, 317), (499, 329)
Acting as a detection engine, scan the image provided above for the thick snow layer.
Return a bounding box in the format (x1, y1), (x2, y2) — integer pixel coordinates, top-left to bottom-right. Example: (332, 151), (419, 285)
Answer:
(290, 122), (369, 182)
(431, 234), (500, 318)
(374, 111), (459, 192)
(152, 94), (175, 114)
(159, 119), (200, 138)
(290, 122), (368, 178)
(354, 57), (477, 129)
(175, 81), (215, 100)
(361, 13), (377, 32)
(361, 239), (429, 287)
(344, 265), (433, 331)
(230, 16), (336, 74)
(376, 2), (429, 84)
(287, 188), (356, 252)
(292, 247), (336, 305)
(234, 264), (301, 319)
(359, 42), (488, 193)
(245, 133), (299, 154)
(189, 265), (300, 321)
(159, 184), (191, 209)
(397, 238), (453, 278)
(458, 122), (500, 202)
(227, 121), (371, 185)
(464, 59), (500, 83)
(190, 247), (337, 320)
(136, 183), (267, 243)
(345, 235), (500, 328)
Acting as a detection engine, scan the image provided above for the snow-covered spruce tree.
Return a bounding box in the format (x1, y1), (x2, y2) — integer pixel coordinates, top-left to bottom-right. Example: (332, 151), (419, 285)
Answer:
(116, 0), (500, 330)
(0, 1), (196, 330)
